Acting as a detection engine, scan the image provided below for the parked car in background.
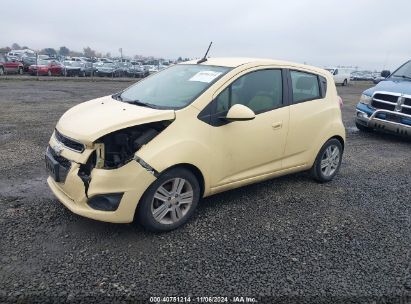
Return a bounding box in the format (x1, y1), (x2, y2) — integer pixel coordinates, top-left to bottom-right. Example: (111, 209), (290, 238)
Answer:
(28, 60), (64, 76)
(118, 62), (132, 77)
(325, 68), (350, 86)
(7, 49), (35, 61)
(0, 54), (24, 75)
(21, 54), (37, 71)
(45, 57), (345, 231)
(355, 59), (411, 136)
(145, 65), (159, 74)
(38, 55), (52, 60)
(351, 71), (374, 81)
(127, 63), (148, 78)
(95, 62), (121, 77)
(62, 61), (81, 76)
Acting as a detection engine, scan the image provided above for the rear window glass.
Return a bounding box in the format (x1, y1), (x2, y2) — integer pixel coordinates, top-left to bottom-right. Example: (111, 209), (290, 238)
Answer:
(290, 71), (321, 103)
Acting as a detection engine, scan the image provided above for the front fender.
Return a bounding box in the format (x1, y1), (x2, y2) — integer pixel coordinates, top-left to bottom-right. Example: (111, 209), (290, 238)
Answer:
(136, 106), (212, 195)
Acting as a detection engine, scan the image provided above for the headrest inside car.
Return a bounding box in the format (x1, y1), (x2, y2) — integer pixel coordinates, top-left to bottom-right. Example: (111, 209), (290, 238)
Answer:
(296, 76), (315, 90)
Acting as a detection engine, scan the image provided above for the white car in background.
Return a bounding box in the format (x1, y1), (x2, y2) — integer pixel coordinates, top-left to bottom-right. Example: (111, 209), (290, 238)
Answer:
(325, 68), (350, 86)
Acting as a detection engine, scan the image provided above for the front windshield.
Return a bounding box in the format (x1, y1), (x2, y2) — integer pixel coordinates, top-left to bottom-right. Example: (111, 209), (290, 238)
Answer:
(120, 64), (231, 109)
(391, 61), (411, 79)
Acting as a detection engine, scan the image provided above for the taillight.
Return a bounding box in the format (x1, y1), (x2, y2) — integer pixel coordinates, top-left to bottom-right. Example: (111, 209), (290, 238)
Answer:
(338, 96), (343, 108)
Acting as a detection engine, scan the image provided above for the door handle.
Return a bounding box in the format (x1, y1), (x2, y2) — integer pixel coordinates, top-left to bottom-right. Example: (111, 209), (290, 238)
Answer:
(272, 122), (283, 130)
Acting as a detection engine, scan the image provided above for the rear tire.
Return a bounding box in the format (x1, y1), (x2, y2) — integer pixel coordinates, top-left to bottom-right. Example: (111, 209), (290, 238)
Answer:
(47, 70), (52, 76)
(0, 67), (4, 76)
(18, 67), (23, 75)
(342, 79), (347, 86)
(136, 168), (200, 232)
(311, 139), (343, 183)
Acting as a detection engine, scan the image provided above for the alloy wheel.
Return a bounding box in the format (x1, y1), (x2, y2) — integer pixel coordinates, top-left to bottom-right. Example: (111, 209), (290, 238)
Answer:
(151, 178), (194, 225)
(320, 145), (340, 177)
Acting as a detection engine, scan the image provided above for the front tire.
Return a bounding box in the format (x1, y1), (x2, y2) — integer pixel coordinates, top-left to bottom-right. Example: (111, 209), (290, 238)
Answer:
(137, 168), (200, 232)
(343, 79), (348, 86)
(0, 67), (4, 76)
(47, 70), (52, 76)
(311, 139), (343, 183)
(18, 67), (23, 75)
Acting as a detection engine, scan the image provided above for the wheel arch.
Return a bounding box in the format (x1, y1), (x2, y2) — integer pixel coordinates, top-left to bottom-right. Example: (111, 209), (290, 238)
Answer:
(160, 163), (205, 198)
(329, 135), (345, 151)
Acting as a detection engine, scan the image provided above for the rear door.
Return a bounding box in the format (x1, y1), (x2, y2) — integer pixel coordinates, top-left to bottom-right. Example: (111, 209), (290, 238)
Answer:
(4, 57), (19, 72)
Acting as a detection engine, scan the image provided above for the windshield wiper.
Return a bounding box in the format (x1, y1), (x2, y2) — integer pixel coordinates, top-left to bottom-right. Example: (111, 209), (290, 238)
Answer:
(393, 74), (411, 80)
(126, 99), (157, 108)
(113, 93), (157, 108)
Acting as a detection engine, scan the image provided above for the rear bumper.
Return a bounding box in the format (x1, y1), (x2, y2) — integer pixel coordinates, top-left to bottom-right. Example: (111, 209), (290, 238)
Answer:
(356, 103), (411, 136)
(47, 159), (156, 223)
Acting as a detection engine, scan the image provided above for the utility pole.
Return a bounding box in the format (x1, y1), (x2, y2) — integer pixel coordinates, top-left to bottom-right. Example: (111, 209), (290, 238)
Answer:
(36, 52), (39, 80)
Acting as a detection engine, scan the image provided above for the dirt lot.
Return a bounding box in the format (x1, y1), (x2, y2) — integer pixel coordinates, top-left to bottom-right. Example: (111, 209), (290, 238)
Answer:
(0, 79), (410, 303)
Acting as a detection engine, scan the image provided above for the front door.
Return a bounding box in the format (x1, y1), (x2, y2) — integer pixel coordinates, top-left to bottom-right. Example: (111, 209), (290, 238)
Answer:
(207, 68), (290, 188)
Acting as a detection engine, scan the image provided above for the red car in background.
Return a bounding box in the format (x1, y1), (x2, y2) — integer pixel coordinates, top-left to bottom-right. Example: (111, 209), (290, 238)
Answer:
(28, 60), (64, 76)
(0, 54), (24, 75)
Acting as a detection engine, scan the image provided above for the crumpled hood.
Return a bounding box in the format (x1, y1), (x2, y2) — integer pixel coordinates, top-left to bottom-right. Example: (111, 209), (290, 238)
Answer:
(56, 95), (175, 145)
(365, 79), (411, 96)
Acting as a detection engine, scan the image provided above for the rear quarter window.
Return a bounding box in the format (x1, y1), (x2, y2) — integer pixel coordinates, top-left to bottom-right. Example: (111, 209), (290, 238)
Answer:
(319, 76), (327, 98)
(290, 70), (322, 103)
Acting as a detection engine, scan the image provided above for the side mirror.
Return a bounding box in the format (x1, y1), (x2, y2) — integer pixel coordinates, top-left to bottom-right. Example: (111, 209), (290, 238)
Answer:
(381, 70), (390, 78)
(225, 104), (255, 122)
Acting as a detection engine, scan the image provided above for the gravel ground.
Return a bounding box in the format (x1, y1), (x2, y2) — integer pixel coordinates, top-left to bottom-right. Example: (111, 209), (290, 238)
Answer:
(0, 80), (410, 303)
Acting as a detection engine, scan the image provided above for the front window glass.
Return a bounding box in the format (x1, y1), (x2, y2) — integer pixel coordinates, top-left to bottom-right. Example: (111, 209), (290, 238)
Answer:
(215, 69), (283, 114)
(391, 61), (411, 79)
(120, 64), (230, 109)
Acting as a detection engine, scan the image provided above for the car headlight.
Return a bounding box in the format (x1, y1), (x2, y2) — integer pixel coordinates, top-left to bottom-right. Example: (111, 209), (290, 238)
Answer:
(360, 94), (372, 105)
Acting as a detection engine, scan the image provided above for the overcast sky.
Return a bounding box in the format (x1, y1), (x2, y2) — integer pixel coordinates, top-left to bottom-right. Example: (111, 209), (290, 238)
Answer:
(2, 0), (411, 70)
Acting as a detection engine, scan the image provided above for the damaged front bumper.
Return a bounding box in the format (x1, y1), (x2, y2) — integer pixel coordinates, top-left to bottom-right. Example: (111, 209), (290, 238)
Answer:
(46, 135), (156, 223)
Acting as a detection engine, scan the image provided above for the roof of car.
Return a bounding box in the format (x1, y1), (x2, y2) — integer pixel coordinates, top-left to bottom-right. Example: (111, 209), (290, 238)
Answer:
(181, 57), (326, 74)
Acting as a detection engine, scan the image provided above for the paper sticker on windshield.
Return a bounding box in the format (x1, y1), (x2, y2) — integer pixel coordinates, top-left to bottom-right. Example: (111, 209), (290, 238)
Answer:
(189, 71), (222, 83)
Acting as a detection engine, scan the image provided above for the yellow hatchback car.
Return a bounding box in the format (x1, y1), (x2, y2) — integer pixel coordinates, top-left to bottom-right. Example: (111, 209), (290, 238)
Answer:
(45, 58), (345, 231)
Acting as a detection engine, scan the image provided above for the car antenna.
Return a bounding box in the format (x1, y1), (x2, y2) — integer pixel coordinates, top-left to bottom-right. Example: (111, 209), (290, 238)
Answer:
(197, 41), (212, 64)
